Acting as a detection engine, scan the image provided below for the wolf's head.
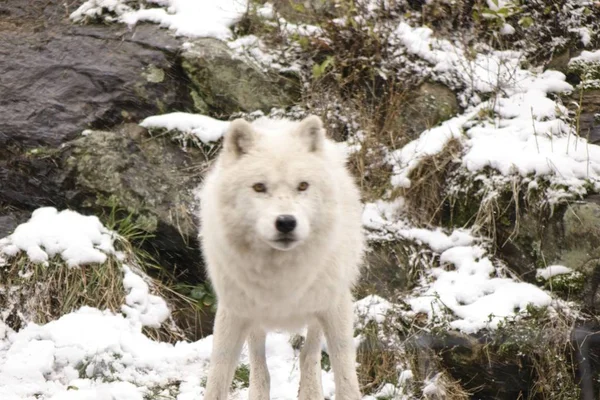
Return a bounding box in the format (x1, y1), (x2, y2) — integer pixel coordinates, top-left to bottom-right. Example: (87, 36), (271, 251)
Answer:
(215, 115), (339, 252)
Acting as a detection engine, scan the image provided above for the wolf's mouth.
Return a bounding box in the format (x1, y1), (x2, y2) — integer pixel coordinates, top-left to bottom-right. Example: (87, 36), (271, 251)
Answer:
(274, 237), (296, 244)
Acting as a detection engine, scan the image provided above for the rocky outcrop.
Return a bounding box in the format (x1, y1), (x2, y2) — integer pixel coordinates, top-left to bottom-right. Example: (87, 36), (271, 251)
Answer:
(0, 24), (191, 150)
(390, 82), (459, 142)
(181, 38), (300, 116)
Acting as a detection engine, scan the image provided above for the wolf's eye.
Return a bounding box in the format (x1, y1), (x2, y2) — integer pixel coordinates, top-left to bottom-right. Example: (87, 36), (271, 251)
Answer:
(253, 183), (267, 193)
(298, 181), (309, 191)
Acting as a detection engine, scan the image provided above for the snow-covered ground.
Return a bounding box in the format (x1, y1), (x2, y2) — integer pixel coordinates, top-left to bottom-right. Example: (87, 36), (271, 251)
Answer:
(0, 209), (396, 400)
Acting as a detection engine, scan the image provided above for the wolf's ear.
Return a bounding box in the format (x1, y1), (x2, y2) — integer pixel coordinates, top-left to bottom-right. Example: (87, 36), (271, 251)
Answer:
(295, 115), (325, 152)
(224, 119), (255, 158)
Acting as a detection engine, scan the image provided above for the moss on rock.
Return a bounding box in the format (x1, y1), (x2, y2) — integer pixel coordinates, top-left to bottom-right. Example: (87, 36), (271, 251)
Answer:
(181, 38), (300, 116)
(58, 124), (205, 284)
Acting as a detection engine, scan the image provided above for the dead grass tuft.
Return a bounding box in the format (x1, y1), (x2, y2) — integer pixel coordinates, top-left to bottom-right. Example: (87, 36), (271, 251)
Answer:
(356, 321), (405, 395)
(403, 138), (463, 225)
(0, 253), (125, 329)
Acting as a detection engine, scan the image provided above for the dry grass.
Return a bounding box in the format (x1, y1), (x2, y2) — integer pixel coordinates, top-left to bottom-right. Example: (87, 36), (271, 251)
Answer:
(0, 253), (125, 329)
(403, 138), (463, 225)
(0, 233), (202, 343)
(357, 322), (405, 394)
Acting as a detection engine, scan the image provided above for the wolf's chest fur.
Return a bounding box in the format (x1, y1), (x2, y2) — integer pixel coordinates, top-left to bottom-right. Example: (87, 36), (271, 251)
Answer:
(213, 247), (342, 328)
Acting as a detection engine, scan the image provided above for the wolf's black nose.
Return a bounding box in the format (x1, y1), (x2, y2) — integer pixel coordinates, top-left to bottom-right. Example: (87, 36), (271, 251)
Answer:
(275, 215), (297, 233)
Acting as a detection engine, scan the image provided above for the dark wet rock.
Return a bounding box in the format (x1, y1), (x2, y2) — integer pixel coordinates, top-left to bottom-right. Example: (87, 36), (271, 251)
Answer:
(0, 9), (192, 150)
(493, 195), (600, 313)
(356, 238), (423, 299)
(409, 331), (535, 400)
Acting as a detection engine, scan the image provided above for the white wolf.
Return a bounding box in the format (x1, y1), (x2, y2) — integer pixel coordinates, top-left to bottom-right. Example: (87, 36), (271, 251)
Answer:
(198, 115), (364, 400)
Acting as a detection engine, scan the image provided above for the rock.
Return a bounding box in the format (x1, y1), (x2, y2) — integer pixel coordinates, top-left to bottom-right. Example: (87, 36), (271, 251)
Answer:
(0, 1), (192, 150)
(408, 331), (534, 400)
(0, 208), (30, 239)
(390, 82), (459, 142)
(58, 124), (205, 282)
(545, 48), (580, 75)
(181, 38), (300, 116)
(0, 0), (201, 279)
(576, 90), (600, 146)
(495, 195), (600, 311)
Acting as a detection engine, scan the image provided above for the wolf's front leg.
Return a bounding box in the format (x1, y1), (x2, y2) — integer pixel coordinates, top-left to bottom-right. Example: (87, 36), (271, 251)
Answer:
(248, 328), (270, 400)
(204, 307), (250, 400)
(298, 321), (325, 400)
(317, 293), (361, 400)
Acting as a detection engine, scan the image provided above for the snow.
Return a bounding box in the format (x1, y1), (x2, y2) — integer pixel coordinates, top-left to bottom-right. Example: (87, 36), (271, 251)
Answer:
(0, 304), (369, 399)
(140, 112), (230, 144)
(0, 207), (115, 267)
(536, 265), (573, 280)
(121, 266), (170, 328)
(500, 23), (515, 36)
(0, 208), (377, 399)
(71, 0), (248, 40)
(363, 204), (553, 333)
(354, 295), (394, 330)
(571, 27), (592, 47)
(571, 49), (600, 63)
(388, 21), (600, 202)
(486, 0), (513, 11)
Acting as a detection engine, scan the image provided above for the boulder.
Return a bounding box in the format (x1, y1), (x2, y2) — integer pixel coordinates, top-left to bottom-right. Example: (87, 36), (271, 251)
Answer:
(390, 82), (459, 141)
(0, 23), (191, 150)
(59, 124), (205, 282)
(181, 38), (300, 116)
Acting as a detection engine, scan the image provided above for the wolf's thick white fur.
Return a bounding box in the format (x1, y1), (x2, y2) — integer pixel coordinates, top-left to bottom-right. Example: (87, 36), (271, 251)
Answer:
(198, 115), (364, 400)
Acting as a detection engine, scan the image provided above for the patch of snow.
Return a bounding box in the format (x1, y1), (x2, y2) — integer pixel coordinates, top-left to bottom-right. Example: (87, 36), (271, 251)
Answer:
(121, 265), (170, 328)
(536, 265), (573, 280)
(71, 0), (248, 40)
(363, 205), (552, 333)
(0, 207), (115, 267)
(388, 22), (600, 201)
(362, 199), (405, 231)
(422, 373), (446, 398)
(140, 112), (230, 144)
(570, 27), (592, 47)
(256, 2), (275, 19)
(571, 49), (600, 63)
(397, 228), (474, 253)
(373, 383), (399, 398)
(399, 369), (413, 384)
(354, 295), (394, 330)
(486, 0), (513, 11)
(500, 23), (515, 36)
(0, 297), (399, 399)
(228, 35), (286, 72)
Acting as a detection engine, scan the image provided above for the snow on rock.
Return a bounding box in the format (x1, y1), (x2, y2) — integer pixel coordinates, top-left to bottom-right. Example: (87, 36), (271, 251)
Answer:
(354, 295), (394, 330)
(121, 266), (170, 328)
(571, 49), (600, 63)
(0, 207), (115, 267)
(140, 112), (229, 144)
(388, 21), (600, 201)
(536, 265), (573, 280)
(363, 204), (553, 333)
(71, 0), (248, 40)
